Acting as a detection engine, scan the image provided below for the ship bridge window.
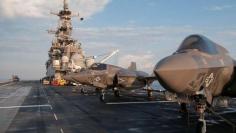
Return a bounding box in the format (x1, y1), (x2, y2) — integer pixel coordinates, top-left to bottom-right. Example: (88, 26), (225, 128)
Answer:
(90, 63), (107, 70)
(177, 35), (218, 55)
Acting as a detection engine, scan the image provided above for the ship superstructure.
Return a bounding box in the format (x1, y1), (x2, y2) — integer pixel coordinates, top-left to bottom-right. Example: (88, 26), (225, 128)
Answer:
(45, 0), (92, 82)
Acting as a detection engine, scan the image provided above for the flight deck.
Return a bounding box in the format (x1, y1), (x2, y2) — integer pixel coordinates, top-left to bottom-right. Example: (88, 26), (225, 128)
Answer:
(0, 81), (236, 133)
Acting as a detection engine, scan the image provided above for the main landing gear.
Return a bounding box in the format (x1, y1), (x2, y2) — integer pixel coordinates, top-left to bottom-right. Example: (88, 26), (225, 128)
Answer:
(179, 103), (188, 113)
(113, 87), (120, 97)
(194, 95), (207, 133)
(145, 81), (153, 99)
(100, 89), (105, 102)
(147, 89), (153, 98)
(80, 87), (85, 94)
(99, 87), (120, 102)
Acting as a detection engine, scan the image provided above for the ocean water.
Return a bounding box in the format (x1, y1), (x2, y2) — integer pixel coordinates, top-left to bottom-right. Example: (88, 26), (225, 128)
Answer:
(151, 81), (165, 91)
(0, 79), (10, 83)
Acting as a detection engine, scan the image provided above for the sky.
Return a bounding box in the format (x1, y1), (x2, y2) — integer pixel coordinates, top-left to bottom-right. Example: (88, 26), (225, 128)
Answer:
(0, 0), (236, 80)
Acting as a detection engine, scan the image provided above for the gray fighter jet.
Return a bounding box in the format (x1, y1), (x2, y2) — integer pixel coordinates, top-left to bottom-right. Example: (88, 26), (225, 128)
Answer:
(154, 34), (236, 133)
(64, 62), (154, 101)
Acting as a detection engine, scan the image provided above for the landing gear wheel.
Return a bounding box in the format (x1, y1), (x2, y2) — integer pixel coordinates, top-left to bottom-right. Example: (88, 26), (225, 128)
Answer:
(100, 93), (105, 102)
(147, 90), (153, 98)
(196, 119), (206, 133)
(114, 90), (120, 97)
(81, 88), (85, 94)
(179, 103), (188, 113)
(100, 90), (105, 102)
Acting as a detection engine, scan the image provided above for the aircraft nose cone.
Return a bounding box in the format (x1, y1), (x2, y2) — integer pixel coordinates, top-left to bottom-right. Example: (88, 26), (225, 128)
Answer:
(63, 73), (84, 83)
(154, 54), (199, 94)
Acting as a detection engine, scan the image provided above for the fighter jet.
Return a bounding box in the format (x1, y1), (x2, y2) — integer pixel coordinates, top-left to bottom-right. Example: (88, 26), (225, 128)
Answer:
(154, 34), (236, 133)
(64, 62), (155, 101)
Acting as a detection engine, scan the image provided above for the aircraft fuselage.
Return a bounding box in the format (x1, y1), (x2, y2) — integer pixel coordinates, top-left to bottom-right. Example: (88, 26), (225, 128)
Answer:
(154, 35), (236, 101)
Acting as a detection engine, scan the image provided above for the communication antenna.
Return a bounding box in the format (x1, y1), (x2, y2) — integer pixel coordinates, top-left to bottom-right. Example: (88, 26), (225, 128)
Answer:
(100, 49), (119, 63)
(64, 0), (69, 10)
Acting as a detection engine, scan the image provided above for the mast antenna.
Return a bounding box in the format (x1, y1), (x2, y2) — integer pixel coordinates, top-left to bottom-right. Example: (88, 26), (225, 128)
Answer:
(64, 0), (69, 10)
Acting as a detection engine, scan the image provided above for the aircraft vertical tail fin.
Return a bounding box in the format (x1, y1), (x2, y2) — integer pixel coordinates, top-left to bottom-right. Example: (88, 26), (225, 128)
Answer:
(128, 62), (137, 71)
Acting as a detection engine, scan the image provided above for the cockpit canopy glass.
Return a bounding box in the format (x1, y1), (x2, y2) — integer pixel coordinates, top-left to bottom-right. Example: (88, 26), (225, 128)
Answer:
(89, 63), (107, 70)
(177, 35), (218, 55)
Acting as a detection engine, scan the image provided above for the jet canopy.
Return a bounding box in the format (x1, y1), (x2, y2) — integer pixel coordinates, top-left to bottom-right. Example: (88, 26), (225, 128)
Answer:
(89, 63), (107, 70)
(177, 35), (219, 55)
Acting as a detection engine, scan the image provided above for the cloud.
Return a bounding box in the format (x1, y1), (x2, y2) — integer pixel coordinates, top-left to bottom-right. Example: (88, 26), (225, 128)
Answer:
(74, 26), (236, 73)
(118, 52), (155, 71)
(0, 0), (50, 18)
(76, 25), (199, 53)
(0, 0), (110, 18)
(76, 26), (198, 43)
(206, 5), (233, 11)
(218, 31), (236, 37)
(1, 23), (236, 79)
(75, 0), (110, 18)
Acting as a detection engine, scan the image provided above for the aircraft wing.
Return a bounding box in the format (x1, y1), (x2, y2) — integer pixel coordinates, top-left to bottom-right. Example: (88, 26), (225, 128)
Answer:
(136, 72), (157, 82)
(138, 76), (157, 84)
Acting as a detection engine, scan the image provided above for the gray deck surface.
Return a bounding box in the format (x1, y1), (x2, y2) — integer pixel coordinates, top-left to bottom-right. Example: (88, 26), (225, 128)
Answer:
(0, 81), (235, 133)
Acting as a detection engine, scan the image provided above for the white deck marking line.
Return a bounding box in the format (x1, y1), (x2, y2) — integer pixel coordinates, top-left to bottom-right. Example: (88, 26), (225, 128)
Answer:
(41, 87), (51, 104)
(106, 100), (175, 105)
(40, 87), (54, 111)
(0, 82), (14, 87)
(60, 128), (64, 133)
(41, 87), (47, 97)
(54, 113), (58, 120)
(0, 97), (9, 99)
(0, 104), (52, 109)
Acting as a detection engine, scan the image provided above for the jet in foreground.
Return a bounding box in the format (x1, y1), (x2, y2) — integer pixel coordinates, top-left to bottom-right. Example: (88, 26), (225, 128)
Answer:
(64, 62), (154, 101)
(154, 34), (236, 133)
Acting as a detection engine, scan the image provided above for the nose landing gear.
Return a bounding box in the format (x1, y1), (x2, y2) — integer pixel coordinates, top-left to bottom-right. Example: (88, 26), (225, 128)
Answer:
(196, 118), (206, 133)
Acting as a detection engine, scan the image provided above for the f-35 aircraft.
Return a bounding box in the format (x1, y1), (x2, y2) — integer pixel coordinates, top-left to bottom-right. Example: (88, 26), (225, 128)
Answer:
(64, 62), (154, 101)
(154, 34), (236, 133)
